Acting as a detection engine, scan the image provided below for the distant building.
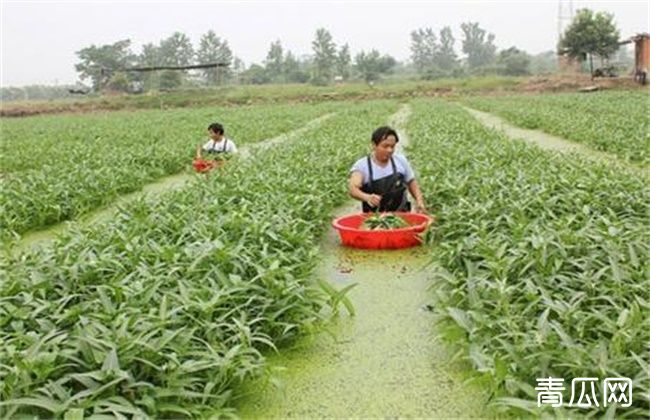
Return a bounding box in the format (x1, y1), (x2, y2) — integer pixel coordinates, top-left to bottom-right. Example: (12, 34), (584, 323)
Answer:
(558, 33), (650, 83)
(620, 33), (650, 84)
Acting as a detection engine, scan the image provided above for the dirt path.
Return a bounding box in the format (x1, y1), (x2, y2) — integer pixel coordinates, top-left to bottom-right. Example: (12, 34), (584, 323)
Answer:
(14, 114), (333, 253)
(234, 105), (490, 418)
(463, 106), (645, 172)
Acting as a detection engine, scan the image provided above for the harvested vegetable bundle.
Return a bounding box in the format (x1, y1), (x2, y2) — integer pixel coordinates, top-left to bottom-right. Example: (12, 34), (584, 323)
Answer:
(362, 213), (410, 230)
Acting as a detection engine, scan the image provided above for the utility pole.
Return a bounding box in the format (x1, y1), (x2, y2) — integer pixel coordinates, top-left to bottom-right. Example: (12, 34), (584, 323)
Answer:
(557, 0), (574, 44)
(556, 0), (576, 74)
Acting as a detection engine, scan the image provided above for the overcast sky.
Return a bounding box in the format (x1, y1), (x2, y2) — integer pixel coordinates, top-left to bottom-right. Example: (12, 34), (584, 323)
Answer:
(1, 0), (648, 87)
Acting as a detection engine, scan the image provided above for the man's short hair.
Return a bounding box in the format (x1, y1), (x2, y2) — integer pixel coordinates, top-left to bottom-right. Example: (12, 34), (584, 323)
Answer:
(371, 126), (399, 145)
(208, 122), (224, 135)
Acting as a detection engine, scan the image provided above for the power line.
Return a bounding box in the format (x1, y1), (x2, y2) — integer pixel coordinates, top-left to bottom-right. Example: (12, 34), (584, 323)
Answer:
(100, 62), (228, 75)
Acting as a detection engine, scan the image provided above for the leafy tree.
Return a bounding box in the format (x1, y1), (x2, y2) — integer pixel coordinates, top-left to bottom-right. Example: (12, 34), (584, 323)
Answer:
(461, 22), (497, 69)
(311, 28), (337, 85)
(355, 50), (396, 83)
(284, 51), (309, 83)
(106, 72), (130, 92)
(378, 55), (397, 74)
(159, 70), (183, 89)
(559, 8), (620, 77)
(0, 87), (26, 101)
(265, 40), (285, 83)
(231, 57), (246, 83)
(154, 32), (195, 88)
(336, 43), (352, 80)
(410, 28), (438, 73)
(241, 64), (271, 84)
(137, 42), (162, 91)
(232, 57), (245, 72)
(75, 39), (135, 91)
(497, 47), (531, 76)
(436, 26), (458, 71)
(1, 85), (81, 101)
(159, 32), (195, 67)
(197, 30), (233, 85)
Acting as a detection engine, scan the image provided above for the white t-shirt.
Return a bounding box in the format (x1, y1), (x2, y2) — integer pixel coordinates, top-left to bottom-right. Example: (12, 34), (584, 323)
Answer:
(202, 138), (237, 153)
(350, 153), (415, 185)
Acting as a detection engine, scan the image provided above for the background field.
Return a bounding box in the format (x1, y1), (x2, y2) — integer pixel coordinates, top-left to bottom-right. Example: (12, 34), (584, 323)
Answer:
(1, 86), (648, 417)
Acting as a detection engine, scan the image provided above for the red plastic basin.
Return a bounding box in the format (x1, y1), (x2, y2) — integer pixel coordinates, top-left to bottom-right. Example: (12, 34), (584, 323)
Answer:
(192, 159), (223, 173)
(332, 212), (433, 249)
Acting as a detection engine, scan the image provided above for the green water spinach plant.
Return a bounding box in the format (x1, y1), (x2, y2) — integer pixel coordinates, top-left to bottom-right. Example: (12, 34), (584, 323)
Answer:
(0, 100), (399, 418)
(1, 102), (338, 239)
(463, 91), (650, 164)
(408, 99), (649, 417)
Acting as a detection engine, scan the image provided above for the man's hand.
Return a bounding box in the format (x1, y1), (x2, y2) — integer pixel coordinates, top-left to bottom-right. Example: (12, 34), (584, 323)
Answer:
(366, 194), (382, 208)
(415, 200), (427, 214)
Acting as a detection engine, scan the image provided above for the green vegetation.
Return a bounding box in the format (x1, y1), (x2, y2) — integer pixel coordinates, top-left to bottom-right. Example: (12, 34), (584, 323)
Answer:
(362, 213), (409, 230)
(408, 99), (649, 417)
(1, 102), (334, 237)
(0, 76), (527, 117)
(1, 89), (647, 417)
(463, 91), (650, 163)
(0, 100), (398, 418)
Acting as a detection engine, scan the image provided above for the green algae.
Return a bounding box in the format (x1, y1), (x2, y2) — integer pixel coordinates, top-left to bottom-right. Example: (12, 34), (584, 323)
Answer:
(234, 106), (493, 418)
(235, 201), (492, 418)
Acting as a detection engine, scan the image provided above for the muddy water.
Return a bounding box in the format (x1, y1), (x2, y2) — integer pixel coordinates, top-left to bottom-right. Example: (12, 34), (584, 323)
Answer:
(14, 114), (334, 253)
(235, 105), (491, 418)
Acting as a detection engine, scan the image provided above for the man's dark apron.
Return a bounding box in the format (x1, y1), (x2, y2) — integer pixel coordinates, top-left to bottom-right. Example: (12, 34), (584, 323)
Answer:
(361, 155), (411, 213)
(206, 139), (228, 154)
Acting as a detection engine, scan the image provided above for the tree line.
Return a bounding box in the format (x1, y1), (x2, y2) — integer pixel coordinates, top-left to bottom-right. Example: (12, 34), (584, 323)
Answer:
(70, 22), (544, 93)
(1, 8), (628, 100)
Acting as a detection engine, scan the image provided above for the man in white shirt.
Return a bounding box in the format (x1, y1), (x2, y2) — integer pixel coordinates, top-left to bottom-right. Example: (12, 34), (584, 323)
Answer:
(195, 122), (238, 159)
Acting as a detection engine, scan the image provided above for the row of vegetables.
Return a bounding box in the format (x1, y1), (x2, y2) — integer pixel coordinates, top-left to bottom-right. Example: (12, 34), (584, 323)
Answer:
(2, 92), (646, 417)
(1, 103), (336, 238)
(0, 100), (398, 418)
(462, 91), (650, 164)
(408, 99), (649, 417)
